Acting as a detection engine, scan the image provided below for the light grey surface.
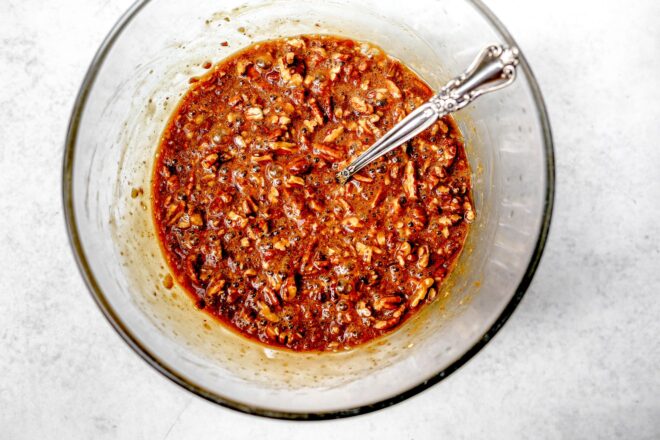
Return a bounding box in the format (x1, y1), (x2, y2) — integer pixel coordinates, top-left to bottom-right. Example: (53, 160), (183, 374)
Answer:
(1, 0), (659, 438)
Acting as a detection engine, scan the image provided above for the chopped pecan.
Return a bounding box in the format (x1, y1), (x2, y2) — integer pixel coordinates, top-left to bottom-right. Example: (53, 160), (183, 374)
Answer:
(410, 278), (435, 308)
(403, 161), (417, 199)
(350, 96), (373, 114)
(245, 107), (264, 121)
(286, 156), (311, 175)
(385, 79), (402, 98)
(322, 126), (344, 143)
(313, 143), (341, 161)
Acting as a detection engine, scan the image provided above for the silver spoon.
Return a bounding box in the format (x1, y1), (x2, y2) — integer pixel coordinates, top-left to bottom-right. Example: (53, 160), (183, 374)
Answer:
(337, 44), (520, 183)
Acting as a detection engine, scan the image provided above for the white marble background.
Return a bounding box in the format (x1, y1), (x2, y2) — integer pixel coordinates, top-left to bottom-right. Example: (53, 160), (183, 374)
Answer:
(1, 0), (659, 438)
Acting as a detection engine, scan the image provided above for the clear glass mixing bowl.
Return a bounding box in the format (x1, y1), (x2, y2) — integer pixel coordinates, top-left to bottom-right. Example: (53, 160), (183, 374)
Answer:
(63, 0), (554, 419)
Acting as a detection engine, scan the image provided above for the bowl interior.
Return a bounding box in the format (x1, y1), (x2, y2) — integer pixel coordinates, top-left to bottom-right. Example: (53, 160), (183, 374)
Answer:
(65, 0), (552, 417)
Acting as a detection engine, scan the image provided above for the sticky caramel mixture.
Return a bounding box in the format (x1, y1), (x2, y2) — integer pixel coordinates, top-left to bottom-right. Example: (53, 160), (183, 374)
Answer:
(153, 35), (473, 351)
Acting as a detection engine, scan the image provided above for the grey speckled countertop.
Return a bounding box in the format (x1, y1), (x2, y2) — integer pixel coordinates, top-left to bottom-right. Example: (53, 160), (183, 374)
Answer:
(1, 0), (659, 438)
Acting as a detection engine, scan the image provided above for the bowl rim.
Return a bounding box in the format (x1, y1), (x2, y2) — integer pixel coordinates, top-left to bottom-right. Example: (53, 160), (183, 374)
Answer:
(62, 0), (555, 420)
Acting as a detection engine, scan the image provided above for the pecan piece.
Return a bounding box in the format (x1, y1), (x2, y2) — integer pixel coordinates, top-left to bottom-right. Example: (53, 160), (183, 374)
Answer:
(350, 96), (373, 114)
(322, 126), (344, 143)
(403, 160), (417, 199)
(373, 295), (402, 311)
(285, 175), (305, 187)
(281, 275), (297, 301)
(355, 242), (373, 264)
(258, 301), (280, 323)
(410, 278), (435, 308)
(313, 143), (341, 161)
(245, 107), (264, 121)
(267, 141), (297, 154)
(286, 156), (311, 175)
(385, 79), (402, 98)
(417, 245), (430, 269)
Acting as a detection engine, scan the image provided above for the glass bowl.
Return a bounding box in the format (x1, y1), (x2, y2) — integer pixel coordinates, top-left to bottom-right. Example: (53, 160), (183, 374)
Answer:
(63, 0), (554, 419)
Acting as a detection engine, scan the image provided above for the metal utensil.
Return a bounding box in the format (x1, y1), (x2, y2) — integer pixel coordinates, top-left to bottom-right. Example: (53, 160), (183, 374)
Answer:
(337, 44), (520, 184)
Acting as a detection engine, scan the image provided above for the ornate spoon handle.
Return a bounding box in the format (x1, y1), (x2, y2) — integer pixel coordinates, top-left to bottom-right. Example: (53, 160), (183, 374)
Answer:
(337, 44), (520, 183)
